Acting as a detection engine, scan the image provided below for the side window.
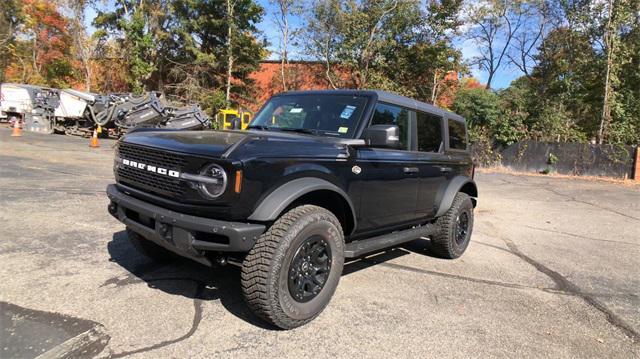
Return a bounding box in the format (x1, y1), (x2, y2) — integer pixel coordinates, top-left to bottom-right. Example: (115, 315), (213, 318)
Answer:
(448, 119), (467, 150)
(417, 112), (442, 152)
(370, 103), (410, 150)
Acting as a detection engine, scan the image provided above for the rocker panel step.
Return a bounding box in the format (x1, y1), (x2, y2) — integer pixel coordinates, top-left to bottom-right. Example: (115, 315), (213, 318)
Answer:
(344, 223), (437, 258)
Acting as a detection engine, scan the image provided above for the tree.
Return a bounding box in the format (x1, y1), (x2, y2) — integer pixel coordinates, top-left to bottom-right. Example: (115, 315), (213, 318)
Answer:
(339, 0), (402, 89)
(0, 0), (22, 83)
(506, 1), (550, 78)
(452, 86), (500, 135)
(463, 0), (526, 89)
(270, 0), (301, 91)
(94, 0), (265, 105)
(65, 0), (100, 91)
(304, 0), (341, 88)
(93, 1), (159, 93)
(593, 0), (638, 144)
(5, 0), (76, 87)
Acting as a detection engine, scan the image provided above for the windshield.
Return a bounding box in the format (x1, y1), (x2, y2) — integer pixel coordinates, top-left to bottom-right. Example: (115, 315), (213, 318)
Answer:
(249, 94), (369, 137)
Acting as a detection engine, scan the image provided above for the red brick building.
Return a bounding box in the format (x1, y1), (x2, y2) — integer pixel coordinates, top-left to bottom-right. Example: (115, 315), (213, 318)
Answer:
(242, 60), (459, 112)
(243, 60), (352, 111)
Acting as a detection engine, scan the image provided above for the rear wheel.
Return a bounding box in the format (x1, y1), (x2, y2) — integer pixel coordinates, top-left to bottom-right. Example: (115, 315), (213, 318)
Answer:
(431, 192), (474, 259)
(127, 228), (176, 263)
(241, 205), (344, 329)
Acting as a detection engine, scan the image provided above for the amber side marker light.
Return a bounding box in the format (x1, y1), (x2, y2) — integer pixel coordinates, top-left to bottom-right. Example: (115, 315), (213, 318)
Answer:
(234, 170), (243, 193)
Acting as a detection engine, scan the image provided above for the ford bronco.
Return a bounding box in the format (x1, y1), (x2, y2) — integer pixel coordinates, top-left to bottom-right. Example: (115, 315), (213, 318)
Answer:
(107, 90), (477, 329)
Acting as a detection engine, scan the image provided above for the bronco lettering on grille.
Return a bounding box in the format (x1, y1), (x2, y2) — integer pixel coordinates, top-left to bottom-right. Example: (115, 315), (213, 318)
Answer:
(121, 158), (180, 178)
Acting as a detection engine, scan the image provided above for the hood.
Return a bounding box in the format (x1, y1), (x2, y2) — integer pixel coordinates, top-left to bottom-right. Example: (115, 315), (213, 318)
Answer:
(121, 129), (356, 159)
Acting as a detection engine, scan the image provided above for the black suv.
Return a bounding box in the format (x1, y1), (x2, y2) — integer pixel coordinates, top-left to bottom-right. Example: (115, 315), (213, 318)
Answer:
(107, 90), (477, 329)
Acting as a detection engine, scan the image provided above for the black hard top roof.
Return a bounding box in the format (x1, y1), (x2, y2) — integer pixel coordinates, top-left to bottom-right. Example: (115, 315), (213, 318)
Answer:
(276, 89), (465, 122)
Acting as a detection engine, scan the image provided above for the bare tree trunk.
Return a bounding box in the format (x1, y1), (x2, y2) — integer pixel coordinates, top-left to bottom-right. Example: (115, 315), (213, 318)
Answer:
(85, 64), (92, 91)
(598, 0), (614, 144)
(32, 35), (38, 77)
(280, 20), (288, 91)
(274, 0), (291, 91)
(360, 0), (397, 89)
(431, 70), (440, 104)
(225, 0), (235, 105)
(325, 59), (337, 89)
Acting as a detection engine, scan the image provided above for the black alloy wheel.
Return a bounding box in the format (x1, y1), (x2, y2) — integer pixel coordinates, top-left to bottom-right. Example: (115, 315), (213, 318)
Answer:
(455, 210), (470, 245)
(288, 235), (332, 303)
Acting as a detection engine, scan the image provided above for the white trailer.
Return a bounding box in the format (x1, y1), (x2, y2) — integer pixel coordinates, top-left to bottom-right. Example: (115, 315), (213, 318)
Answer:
(0, 83), (59, 132)
(0, 83), (35, 121)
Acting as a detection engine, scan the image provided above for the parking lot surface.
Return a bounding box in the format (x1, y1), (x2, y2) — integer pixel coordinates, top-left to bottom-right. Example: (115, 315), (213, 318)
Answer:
(1, 128), (639, 358)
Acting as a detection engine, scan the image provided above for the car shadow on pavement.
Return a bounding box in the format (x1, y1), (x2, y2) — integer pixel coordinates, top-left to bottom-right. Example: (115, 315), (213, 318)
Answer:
(106, 230), (276, 330)
(106, 231), (440, 330)
(399, 237), (443, 257)
(343, 248), (411, 275)
(342, 238), (443, 275)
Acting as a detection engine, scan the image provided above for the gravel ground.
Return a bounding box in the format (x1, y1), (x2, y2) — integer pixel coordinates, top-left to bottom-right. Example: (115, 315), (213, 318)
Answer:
(1, 128), (638, 358)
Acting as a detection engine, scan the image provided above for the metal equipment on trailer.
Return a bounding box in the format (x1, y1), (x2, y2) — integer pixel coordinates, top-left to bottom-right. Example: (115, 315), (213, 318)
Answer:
(4, 83), (213, 136)
(109, 92), (211, 133)
(54, 89), (111, 136)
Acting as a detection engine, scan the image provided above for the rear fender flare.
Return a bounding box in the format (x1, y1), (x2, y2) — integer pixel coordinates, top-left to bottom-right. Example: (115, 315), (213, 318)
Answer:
(435, 176), (478, 217)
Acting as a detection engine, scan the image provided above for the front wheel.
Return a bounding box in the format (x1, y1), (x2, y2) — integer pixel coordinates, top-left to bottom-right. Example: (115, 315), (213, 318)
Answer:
(431, 192), (474, 259)
(241, 205), (345, 329)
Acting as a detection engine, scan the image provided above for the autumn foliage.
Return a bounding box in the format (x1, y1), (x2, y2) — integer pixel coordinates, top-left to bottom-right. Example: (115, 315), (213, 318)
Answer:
(5, 0), (73, 87)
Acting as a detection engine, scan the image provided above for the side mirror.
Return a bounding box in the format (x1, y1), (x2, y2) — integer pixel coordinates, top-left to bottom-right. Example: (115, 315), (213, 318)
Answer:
(363, 124), (400, 148)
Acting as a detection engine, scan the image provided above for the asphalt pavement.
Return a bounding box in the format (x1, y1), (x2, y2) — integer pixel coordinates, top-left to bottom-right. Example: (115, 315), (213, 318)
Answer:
(0, 128), (638, 358)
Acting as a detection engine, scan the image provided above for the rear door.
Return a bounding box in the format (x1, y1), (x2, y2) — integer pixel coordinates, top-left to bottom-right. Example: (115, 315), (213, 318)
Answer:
(354, 103), (420, 233)
(445, 117), (474, 177)
(413, 111), (450, 219)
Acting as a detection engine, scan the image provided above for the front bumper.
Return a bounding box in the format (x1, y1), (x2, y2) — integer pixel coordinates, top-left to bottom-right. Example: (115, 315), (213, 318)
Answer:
(106, 184), (265, 264)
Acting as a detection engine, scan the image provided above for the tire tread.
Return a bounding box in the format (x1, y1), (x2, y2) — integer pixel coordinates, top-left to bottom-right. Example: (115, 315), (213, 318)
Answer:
(241, 205), (343, 329)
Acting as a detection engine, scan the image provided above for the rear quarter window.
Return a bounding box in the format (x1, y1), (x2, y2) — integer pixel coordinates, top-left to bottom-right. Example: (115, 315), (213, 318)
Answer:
(417, 111), (442, 153)
(448, 119), (467, 150)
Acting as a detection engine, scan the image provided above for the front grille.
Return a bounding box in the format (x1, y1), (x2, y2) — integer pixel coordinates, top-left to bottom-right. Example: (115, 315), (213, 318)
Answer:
(118, 142), (186, 169)
(116, 143), (187, 197)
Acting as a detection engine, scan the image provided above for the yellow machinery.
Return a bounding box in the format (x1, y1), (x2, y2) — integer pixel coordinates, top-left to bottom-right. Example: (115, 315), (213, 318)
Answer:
(217, 109), (252, 130)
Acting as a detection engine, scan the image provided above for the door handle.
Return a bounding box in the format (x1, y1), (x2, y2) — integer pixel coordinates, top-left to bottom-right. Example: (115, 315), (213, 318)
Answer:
(439, 166), (453, 173)
(403, 167), (419, 174)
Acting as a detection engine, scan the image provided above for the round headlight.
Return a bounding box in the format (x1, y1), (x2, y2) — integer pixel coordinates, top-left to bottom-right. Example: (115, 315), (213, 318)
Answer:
(198, 164), (227, 198)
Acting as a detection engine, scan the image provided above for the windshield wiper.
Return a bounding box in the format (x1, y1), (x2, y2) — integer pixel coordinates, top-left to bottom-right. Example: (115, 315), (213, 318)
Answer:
(278, 127), (320, 135)
(247, 125), (270, 131)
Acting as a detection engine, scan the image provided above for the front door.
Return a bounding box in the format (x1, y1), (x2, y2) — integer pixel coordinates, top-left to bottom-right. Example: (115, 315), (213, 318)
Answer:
(353, 102), (420, 233)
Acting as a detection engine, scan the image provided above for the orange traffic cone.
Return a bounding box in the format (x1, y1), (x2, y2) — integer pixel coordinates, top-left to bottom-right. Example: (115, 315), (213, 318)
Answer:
(89, 129), (99, 148)
(11, 120), (22, 137)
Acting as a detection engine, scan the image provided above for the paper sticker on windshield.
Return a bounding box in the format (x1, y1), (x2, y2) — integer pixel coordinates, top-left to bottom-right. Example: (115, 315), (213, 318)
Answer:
(340, 105), (356, 119)
(338, 127), (348, 134)
(289, 108), (303, 113)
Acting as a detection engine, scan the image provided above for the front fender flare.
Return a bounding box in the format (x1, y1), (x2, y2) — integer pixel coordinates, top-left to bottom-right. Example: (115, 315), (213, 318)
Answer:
(435, 176), (478, 217)
(248, 177), (357, 229)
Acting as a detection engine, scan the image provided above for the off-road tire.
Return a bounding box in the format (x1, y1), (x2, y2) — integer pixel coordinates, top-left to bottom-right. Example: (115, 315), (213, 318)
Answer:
(431, 192), (474, 259)
(127, 228), (176, 263)
(241, 205), (345, 329)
